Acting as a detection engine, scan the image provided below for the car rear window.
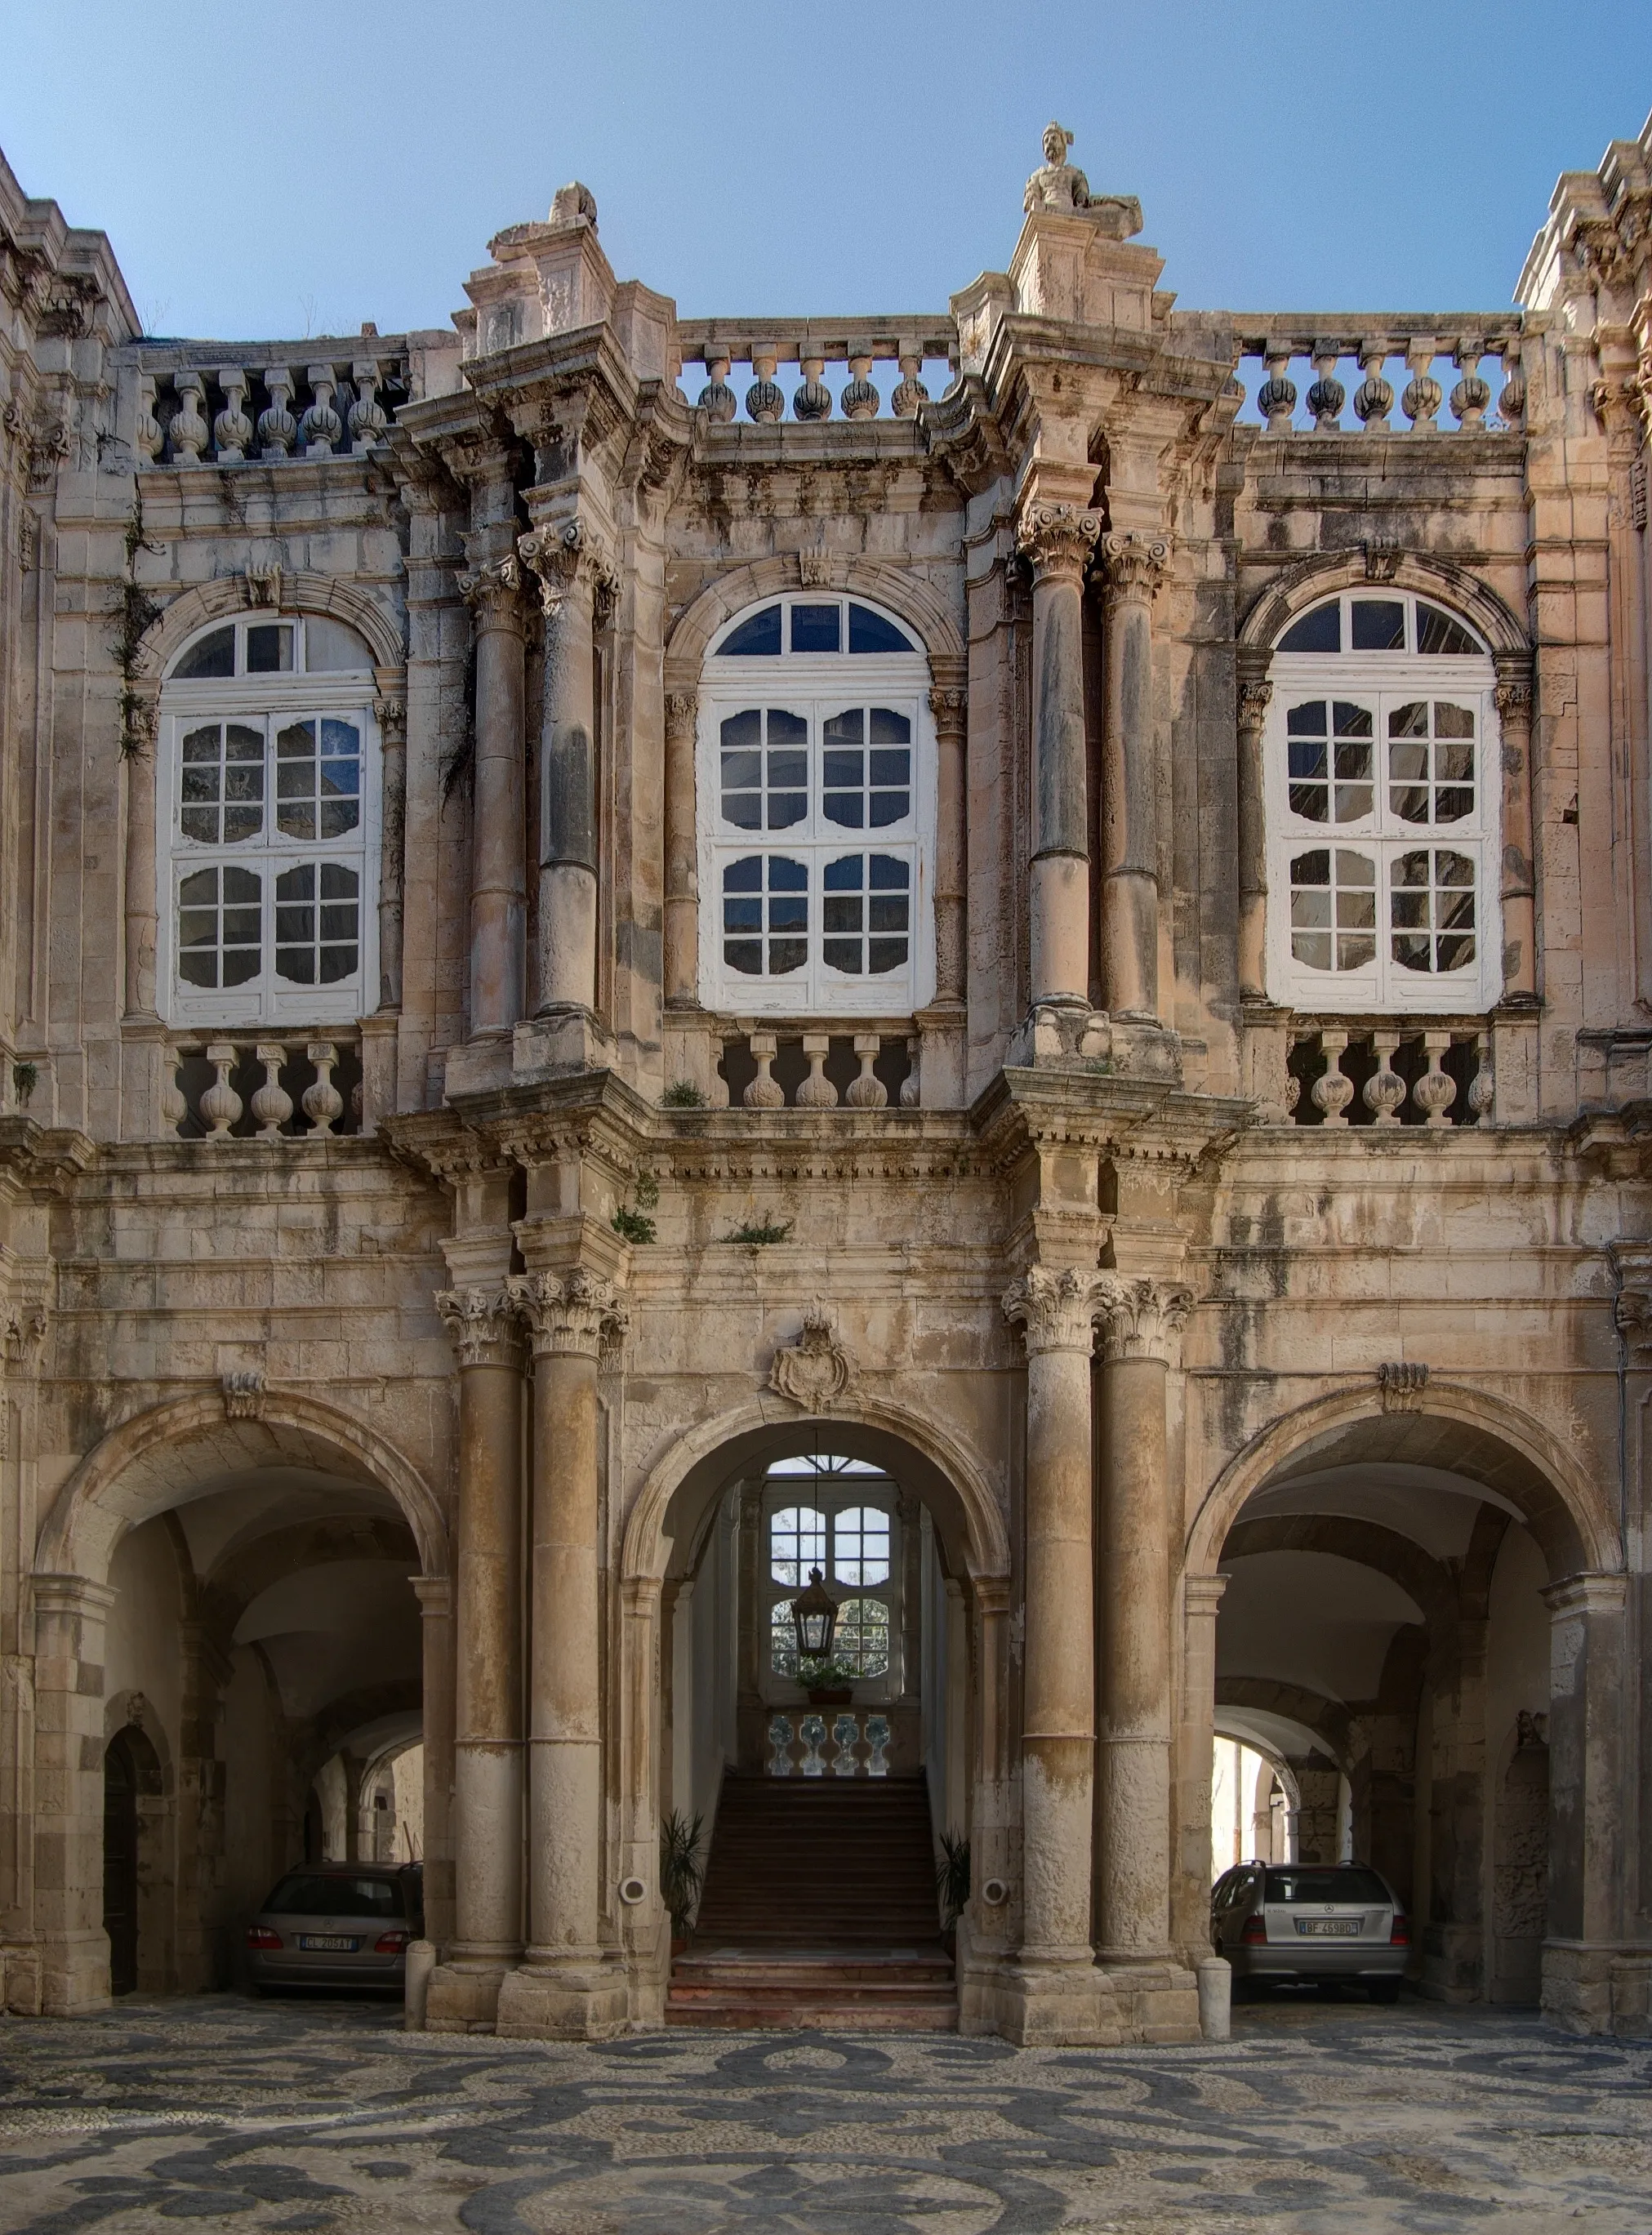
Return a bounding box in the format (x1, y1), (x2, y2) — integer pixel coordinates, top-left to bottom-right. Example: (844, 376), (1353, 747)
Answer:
(1264, 1867), (1389, 1905)
(262, 1873), (405, 1917)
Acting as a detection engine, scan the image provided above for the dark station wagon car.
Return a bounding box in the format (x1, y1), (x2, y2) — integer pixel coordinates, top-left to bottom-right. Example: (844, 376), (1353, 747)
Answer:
(245, 1863), (422, 1993)
(1211, 1862), (1410, 1999)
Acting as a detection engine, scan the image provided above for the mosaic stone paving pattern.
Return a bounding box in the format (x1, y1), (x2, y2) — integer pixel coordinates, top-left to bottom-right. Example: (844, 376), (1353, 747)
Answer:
(1, 1995), (1649, 2233)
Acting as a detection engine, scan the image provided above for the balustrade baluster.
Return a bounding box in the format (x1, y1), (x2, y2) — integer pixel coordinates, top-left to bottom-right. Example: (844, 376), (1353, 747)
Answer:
(1258, 342), (1298, 434)
(845, 1033), (887, 1108)
(795, 1033), (837, 1108)
(213, 368), (252, 461)
(1450, 341), (1491, 428)
(744, 1031), (785, 1109)
(250, 1044), (293, 1138)
(200, 1044), (243, 1138)
(1307, 344), (1346, 431)
(697, 354), (737, 421)
(257, 367), (296, 459)
(746, 352), (784, 424)
(1413, 1031), (1458, 1125)
(169, 373), (208, 463)
(799, 1713), (826, 1775)
(891, 352), (928, 416)
(1401, 338), (1443, 431)
(301, 363), (343, 456)
(1354, 343), (1395, 431)
(1311, 1030), (1354, 1126)
(302, 1041), (344, 1133)
(793, 354), (831, 421)
(1365, 1031), (1406, 1124)
(1467, 1029), (1494, 1123)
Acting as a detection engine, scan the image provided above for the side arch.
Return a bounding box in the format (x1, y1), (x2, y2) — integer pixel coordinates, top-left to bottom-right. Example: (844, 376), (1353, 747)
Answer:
(134, 570), (405, 683)
(621, 1391), (1010, 1589)
(34, 1388), (448, 1585)
(1238, 550), (1529, 657)
(1185, 1381), (1616, 1583)
(664, 556), (966, 690)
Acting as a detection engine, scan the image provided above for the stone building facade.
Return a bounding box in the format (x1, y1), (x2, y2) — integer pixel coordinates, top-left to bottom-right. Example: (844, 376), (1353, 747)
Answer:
(1, 112), (1650, 2043)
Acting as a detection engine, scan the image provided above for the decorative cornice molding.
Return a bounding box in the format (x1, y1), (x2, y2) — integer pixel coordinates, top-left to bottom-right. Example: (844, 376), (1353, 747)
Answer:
(505, 1267), (629, 1360)
(1014, 501), (1102, 585)
(434, 1284), (525, 1369)
(768, 1302), (854, 1409)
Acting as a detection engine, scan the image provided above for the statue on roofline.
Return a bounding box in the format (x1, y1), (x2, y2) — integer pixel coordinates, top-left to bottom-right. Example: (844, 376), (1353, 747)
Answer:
(1024, 122), (1143, 241)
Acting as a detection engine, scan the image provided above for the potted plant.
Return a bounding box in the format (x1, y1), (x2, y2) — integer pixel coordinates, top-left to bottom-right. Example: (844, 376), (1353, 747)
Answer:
(798, 1652), (858, 1708)
(659, 1808), (705, 1956)
(936, 1829), (970, 1954)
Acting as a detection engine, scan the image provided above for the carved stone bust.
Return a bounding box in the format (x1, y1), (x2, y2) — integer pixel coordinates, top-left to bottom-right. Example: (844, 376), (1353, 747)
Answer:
(1023, 122), (1144, 242)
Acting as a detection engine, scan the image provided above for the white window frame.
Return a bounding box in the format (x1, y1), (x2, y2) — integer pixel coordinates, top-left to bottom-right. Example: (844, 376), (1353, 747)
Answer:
(157, 617), (381, 1028)
(697, 594), (936, 1018)
(761, 1463), (900, 1704)
(1263, 591), (1500, 1014)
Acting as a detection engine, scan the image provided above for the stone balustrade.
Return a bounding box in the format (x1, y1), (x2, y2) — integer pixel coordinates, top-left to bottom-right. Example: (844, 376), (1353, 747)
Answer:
(1213, 319), (1525, 434)
(163, 1035), (363, 1140)
(1285, 1022), (1489, 1126)
(767, 1709), (892, 1778)
(675, 320), (957, 426)
(133, 350), (408, 467)
(706, 1029), (919, 1110)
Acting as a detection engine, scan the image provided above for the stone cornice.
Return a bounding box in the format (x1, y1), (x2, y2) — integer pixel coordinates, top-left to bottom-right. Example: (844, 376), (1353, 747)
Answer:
(0, 1118), (97, 1202)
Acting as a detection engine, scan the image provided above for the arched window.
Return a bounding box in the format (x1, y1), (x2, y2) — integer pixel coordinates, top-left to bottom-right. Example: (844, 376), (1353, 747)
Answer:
(158, 613), (380, 1025)
(698, 594), (935, 1016)
(1265, 588), (1498, 1013)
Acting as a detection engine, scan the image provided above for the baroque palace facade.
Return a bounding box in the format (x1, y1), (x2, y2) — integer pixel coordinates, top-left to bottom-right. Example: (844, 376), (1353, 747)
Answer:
(1, 112), (1651, 2045)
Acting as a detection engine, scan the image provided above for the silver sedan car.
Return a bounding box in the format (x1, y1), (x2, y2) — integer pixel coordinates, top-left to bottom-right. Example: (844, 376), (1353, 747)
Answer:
(1211, 1862), (1409, 1999)
(245, 1863), (421, 1994)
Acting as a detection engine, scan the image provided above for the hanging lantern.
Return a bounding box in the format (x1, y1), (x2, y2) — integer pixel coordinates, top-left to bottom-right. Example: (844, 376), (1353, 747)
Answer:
(790, 1566), (839, 1662)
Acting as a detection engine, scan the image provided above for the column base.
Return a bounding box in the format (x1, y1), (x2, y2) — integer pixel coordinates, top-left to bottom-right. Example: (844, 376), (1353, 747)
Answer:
(495, 1958), (630, 2041)
(37, 1931), (109, 2017)
(425, 1959), (513, 2033)
(1098, 1957), (1201, 2045)
(1543, 1939), (1652, 2037)
(996, 1951), (1122, 2047)
(513, 1008), (617, 1084)
(441, 1031), (514, 1098)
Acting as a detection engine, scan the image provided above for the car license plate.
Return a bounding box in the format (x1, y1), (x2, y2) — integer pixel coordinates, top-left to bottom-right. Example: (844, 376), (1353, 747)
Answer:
(1295, 1919), (1360, 1938)
(298, 1935), (358, 1952)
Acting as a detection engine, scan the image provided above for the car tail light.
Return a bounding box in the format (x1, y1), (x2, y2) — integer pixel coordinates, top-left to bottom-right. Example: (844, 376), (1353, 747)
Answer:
(1390, 1913), (1411, 1947)
(1240, 1914), (1267, 1944)
(374, 1930), (412, 1954)
(246, 1926), (283, 1950)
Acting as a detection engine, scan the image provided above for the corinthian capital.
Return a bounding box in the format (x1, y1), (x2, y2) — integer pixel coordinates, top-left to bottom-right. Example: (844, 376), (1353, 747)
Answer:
(434, 1285), (525, 1369)
(928, 683), (968, 737)
(664, 690), (698, 741)
(506, 1267), (630, 1359)
(1095, 1275), (1193, 1365)
(518, 519), (619, 627)
(1099, 530), (1170, 602)
(1002, 1266), (1111, 1356)
(1015, 501), (1102, 585)
(458, 555), (523, 627)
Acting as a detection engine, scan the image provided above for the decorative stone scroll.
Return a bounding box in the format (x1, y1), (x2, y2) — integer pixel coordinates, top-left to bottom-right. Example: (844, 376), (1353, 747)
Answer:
(1099, 530), (1170, 603)
(1015, 501), (1102, 586)
(434, 1284), (525, 1370)
(505, 1267), (630, 1360)
(1094, 1275), (1194, 1365)
(1377, 1360), (1430, 1413)
(1001, 1266), (1113, 1356)
(769, 1302), (854, 1409)
(518, 518), (619, 630)
(458, 554), (523, 626)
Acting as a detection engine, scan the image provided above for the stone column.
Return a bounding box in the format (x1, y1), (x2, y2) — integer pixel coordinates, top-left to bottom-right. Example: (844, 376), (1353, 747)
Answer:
(32, 1574), (118, 2014)
(1235, 654), (1271, 1000)
(412, 1575), (456, 1953)
(520, 522), (614, 1014)
(663, 690), (699, 1006)
(1098, 532), (1169, 1020)
(122, 687), (160, 1017)
(460, 559), (527, 1033)
(1094, 1274), (1200, 2041)
(621, 1574), (663, 1983)
(1494, 658), (1538, 1003)
(1001, 1267), (1110, 2043)
(1016, 503), (1101, 1010)
(1173, 1572), (1227, 1964)
(496, 1267), (630, 2040)
(425, 1288), (524, 2032)
(1541, 1571), (1628, 2032)
(372, 688), (407, 1010)
(928, 679), (968, 1004)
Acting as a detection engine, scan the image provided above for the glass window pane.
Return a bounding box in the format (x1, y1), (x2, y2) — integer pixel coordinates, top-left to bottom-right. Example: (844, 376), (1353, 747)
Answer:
(771, 1506), (826, 1586)
(836, 1599), (890, 1677)
(1416, 603), (1481, 656)
(303, 617), (374, 671)
(848, 604), (915, 653)
(771, 1600), (799, 1676)
(1278, 603), (1341, 654)
(718, 606), (782, 657)
(790, 603), (841, 653)
(173, 626), (236, 679)
(1351, 599), (1405, 651)
(246, 622), (295, 673)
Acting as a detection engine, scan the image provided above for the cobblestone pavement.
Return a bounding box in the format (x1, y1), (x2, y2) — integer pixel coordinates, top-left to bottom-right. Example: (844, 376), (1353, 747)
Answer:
(1, 1993), (1649, 2233)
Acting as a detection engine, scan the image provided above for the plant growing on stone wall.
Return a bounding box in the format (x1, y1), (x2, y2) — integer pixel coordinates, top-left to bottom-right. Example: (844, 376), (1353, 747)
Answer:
(661, 1080), (706, 1107)
(725, 1216), (793, 1245)
(11, 1062), (38, 1108)
(110, 492), (161, 760)
(936, 1830), (971, 1930)
(611, 1169), (660, 1245)
(659, 1808), (705, 1937)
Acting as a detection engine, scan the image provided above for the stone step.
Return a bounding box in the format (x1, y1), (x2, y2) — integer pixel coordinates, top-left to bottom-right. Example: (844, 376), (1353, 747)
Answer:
(666, 1996), (959, 2032)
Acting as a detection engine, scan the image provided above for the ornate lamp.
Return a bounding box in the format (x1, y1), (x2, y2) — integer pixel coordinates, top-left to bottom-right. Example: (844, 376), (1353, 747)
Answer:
(790, 1566), (839, 1663)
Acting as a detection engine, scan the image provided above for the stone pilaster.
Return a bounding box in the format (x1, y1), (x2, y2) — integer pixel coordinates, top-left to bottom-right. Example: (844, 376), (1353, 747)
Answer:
(496, 1267), (630, 2040)
(1541, 1571), (1629, 2033)
(1173, 1572), (1227, 1969)
(1094, 1274), (1200, 2043)
(412, 1574), (456, 1956)
(425, 1287), (524, 2033)
(460, 559), (527, 1034)
(1016, 503), (1101, 1011)
(1235, 652), (1271, 1001)
(1098, 532), (1169, 1022)
(1494, 656), (1538, 1004)
(1000, 1267), (1115, 2044)
(121, 684), (160, 1019)
(663, 689), (699, 1007)
(33, 1574), (118, 2015)
(372, 688), (407, 1010)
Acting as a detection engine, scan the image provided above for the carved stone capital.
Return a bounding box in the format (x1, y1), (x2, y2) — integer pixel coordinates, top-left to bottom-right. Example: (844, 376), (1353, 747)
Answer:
(664, 690), (698, 742)
(1099, 530), (1170, 602)
(1015, 501), (1102, 586)
(928, 683), (968, 738)
(2, 1305), (48, 1369)
(768, 1303), (854, 1409)
(518, 519), (619, 628)
(505, 1267), (629, 1360)
(1377, 1360), (1429, 1413)
(434, 1284), (525, 1369)
(1237, 677), (1272, 732)
(1002, 1266), (1111, 1356)
(458, 555), (523, 628)
(373, 694), (407, 746)
(1094, 1275), (1193, 1365)
(1494, 675), (1534, 725)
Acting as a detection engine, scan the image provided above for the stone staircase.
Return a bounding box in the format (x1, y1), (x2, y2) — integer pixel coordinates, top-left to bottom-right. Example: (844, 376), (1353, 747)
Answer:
(667, 1773), (955, 2030)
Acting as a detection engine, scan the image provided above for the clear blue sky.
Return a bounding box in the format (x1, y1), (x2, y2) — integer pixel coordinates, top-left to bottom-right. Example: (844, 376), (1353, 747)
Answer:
(2, 0), (1648, 341)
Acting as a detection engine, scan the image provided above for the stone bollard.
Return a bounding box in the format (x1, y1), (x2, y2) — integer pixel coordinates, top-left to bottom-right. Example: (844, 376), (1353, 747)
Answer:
(1197, 1954), (1231, 2041)
(404, 1939), (435, 2031)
